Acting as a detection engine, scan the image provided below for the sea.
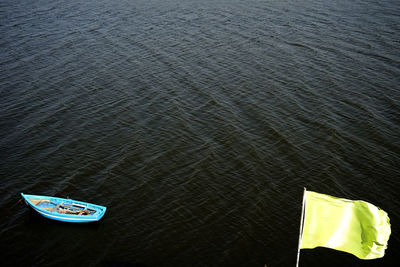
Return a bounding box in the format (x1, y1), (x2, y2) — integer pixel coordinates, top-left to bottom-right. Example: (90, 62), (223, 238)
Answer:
(1, 0), (399, 266)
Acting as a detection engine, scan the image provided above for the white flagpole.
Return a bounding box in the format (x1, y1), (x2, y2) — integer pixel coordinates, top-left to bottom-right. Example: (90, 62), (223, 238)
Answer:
(296, 187), (307, 267)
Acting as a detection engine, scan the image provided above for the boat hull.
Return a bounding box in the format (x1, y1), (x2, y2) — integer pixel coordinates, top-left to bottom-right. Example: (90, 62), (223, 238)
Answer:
(21, 193), (106, 223)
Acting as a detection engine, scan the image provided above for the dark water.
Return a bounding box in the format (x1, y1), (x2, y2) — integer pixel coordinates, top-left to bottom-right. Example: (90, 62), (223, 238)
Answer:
(1, 0), (399, 266)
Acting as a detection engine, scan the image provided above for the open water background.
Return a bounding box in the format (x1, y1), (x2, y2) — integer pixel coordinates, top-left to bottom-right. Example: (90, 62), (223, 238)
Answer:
(1, 0), (399, 266)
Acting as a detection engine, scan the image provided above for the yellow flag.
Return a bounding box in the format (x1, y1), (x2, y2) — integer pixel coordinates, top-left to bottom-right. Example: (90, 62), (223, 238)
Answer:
(300, 191), (391, 259)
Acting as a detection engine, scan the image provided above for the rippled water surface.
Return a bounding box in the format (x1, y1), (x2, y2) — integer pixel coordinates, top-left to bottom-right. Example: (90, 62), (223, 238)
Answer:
(1, 0), (399, 266)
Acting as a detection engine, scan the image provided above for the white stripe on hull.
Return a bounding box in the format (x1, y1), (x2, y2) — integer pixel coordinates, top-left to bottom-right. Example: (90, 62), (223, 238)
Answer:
(32, 206), (98, 222)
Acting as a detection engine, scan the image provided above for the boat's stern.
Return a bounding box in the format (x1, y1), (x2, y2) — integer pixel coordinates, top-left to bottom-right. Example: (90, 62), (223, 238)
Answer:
(95, 206), (107, 221)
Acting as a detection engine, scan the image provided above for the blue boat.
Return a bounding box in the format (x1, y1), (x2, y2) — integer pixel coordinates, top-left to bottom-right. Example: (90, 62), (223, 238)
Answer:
(21, 193), (106, 223)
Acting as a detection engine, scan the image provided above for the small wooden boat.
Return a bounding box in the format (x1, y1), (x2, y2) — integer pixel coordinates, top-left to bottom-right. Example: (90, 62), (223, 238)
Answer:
(21, 193), (106, 223)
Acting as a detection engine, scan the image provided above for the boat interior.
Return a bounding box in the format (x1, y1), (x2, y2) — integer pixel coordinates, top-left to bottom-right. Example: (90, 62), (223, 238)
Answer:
(28, 198), (95, 215)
